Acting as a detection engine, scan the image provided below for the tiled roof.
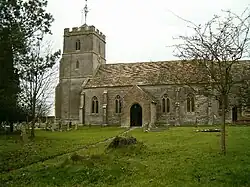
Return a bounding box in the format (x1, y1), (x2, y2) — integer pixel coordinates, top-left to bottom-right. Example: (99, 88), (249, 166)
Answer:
(84, 60), (201, 88)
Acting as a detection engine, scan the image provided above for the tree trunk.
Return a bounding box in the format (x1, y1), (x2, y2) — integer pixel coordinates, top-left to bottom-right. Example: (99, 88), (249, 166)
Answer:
(30, 120), (35, 138)
(30, 98), (36, 139)
(221, 94), (226, 155)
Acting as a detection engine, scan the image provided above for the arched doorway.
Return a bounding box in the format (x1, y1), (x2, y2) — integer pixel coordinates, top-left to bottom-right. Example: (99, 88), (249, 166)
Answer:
(130, 103), (142, 126)
(232, 106), (238, 122)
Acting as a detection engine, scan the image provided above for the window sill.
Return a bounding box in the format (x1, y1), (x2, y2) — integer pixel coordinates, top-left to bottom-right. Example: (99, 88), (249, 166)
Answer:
(90, 113), (99, 116)
(186, 112), (195, 114)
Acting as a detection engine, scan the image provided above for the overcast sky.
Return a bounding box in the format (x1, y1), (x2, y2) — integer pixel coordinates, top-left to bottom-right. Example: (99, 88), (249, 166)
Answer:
(45, 0), (249, 115)
(46, 0), (249, 63)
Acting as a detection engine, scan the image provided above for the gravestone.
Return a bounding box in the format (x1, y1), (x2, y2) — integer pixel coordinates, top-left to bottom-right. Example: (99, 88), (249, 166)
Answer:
(51, 123), (57, 132)
(67, 123), (70, 131)
(20, 124), (28, 143)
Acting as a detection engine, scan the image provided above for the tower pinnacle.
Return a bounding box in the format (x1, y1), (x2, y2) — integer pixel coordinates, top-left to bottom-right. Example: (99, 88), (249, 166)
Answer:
(81, 0), (89, 25)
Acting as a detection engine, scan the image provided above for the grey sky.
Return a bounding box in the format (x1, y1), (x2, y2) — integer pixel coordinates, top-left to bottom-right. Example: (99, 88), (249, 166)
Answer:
(46, 0), (249, 115)
(46, 0), (249, 63)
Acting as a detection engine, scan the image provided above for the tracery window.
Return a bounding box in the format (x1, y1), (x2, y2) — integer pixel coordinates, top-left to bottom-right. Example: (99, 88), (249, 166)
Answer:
(187, 95), (195, 112)
(162, 94), (170, 113)
(76, 39), (81, 50)
(115, 95), (122, 113)
(91, 96), (99, 113)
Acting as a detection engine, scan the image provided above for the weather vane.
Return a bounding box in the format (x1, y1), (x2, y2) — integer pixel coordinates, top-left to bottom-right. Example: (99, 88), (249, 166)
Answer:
(81, 0), (89, 25)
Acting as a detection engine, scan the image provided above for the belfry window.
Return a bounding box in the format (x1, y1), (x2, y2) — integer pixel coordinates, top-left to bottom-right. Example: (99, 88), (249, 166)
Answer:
(162, 94), (170, 113)
(91, 96), (99, 113)
(76, 39), (81, 50)
(115, 95), (122, 113)
(187, 95), (195, 112)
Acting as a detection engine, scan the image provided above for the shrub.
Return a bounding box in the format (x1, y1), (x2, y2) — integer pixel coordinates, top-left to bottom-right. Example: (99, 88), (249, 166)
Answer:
(107, 136), (137, 149)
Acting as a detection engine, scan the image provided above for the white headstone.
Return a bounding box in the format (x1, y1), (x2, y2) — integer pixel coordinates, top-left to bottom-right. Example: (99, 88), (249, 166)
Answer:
(51, 123), (57, 132)
(21, 124), (28, 143)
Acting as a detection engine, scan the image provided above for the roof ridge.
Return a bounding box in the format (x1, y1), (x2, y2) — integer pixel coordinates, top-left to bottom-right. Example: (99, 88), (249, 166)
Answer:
(103, 60), (175, 66)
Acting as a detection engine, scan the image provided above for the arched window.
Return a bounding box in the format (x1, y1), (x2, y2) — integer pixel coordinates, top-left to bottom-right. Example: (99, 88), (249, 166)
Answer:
(76, 60), (79, 69)
(115, 95), (121, 113)
(76, 39), (81, 50)
(162, 94), (170, 113)
(218, 96), (228, 110)
(91, 96), (98, 113)
(187, 95), (195, 112)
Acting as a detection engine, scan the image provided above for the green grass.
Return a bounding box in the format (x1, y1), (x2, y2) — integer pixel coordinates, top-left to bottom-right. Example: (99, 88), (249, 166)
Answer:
(1, 126), (250, 187)
(0, 126), (125, 173)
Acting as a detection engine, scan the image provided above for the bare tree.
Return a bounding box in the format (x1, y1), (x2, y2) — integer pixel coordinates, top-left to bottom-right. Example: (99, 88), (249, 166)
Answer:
(170, 8), (250, 154)
(19, 38), (60, 138)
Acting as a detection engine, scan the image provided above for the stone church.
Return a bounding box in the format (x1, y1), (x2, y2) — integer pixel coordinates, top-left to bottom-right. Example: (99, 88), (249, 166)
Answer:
(55, 24), (245, 127)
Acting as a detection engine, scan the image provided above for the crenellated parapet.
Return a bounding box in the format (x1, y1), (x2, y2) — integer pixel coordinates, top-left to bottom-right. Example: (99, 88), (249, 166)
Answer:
(64, 25), (106, 41)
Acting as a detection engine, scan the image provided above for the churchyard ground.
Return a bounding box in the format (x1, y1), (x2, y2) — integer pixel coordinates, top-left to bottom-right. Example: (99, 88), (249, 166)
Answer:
(1, 125), (250, 187)
(0, 127), (125, 173)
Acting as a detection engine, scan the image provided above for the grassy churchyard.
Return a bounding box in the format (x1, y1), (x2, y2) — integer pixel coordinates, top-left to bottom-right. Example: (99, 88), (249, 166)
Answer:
(1, 125), (250, 187)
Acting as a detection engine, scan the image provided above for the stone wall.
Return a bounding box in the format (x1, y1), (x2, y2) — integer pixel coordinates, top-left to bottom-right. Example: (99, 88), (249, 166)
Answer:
(55, 25), (106, 123)
(105, 87), (127, 125)
(81, 84), (231, 126)
(83, 88), (105, 125)
(55, 83), (61, 119)
(121, 85), (152, 127)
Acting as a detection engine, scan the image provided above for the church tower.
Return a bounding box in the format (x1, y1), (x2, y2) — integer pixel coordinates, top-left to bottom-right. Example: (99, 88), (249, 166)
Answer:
(55, 2), (106, 123)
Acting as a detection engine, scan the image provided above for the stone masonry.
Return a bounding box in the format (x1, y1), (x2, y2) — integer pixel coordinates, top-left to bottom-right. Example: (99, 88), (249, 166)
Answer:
(55, 24), (247, 127)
